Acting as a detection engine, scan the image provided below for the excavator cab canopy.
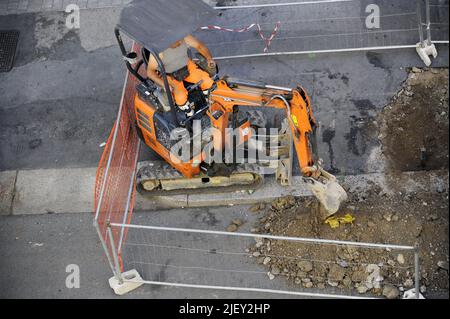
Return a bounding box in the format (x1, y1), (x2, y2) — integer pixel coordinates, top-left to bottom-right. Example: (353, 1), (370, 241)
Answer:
(117, 0), (216, 53)
(114, 0), (217, 125)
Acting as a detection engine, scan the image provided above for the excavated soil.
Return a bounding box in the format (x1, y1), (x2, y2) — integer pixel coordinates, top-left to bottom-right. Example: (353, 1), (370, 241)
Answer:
(247, 68), (449, 298)
(380, 68), (449, 171)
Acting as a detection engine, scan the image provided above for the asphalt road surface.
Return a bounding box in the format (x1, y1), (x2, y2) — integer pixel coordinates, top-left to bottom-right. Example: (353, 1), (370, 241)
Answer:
(0, 0), (448, 174)
(0, 0), (448, 299)
(0, 207), (307, 299)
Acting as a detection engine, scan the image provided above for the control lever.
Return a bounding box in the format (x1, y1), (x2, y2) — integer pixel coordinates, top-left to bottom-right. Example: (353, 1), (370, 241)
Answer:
(186, 80), (204, 92)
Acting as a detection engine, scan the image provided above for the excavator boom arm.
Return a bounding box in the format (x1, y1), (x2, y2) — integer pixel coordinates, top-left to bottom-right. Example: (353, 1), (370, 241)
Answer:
(211, 80), (317, 175)
(210, 79), (347, 217)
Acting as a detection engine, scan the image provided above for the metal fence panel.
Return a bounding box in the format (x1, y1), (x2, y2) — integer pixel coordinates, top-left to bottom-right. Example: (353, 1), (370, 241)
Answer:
(94, 42), (141, 271)
(111, 221), (420, 298)
(195, 0), (448, 59)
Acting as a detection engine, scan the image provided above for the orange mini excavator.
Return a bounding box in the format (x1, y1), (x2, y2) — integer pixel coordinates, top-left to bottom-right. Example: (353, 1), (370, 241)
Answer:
(115, 0), (347, 217)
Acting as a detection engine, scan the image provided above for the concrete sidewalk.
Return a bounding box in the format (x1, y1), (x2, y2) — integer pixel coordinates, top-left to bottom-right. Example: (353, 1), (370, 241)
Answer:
(1, 165), (448, 215)
(0, 165), (312, 215)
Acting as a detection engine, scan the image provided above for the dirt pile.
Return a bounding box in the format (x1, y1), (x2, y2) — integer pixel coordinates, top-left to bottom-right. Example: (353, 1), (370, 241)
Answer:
(248, 191), (448, 298)
(247, 68), (449, 298)
(379, 68), (449, 171)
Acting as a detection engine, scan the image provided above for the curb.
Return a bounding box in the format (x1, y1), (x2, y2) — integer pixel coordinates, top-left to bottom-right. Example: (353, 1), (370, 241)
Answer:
(0, 170), (17, 215)
(0, 167), (311, 215)
(0, 167), (448, 215)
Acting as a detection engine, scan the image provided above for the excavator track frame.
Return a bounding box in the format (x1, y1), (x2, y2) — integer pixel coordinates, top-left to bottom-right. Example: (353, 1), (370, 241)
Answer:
(136, 161), (264, 197)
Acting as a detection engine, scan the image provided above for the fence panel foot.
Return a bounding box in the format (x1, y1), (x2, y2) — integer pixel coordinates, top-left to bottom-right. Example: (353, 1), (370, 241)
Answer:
(403, 288), (425, 299)
(108, 269), (144, 295)
(416, 42), (438, 66)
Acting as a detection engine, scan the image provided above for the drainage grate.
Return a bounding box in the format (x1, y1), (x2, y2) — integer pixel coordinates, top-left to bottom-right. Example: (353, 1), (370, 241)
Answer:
(0, 30), (20, 73)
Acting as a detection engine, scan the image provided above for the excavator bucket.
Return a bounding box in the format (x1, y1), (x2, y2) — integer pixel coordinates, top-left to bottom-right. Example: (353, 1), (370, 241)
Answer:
(305, 170), (348, 219)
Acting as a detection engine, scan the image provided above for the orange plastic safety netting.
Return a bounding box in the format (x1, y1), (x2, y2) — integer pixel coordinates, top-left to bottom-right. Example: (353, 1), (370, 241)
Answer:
(94, 43), (142, 270)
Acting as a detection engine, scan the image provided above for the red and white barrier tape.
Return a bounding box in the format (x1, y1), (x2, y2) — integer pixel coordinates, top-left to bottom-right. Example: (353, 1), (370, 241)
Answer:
(200, 23), (257, 33)
(200, 21), (281, 53)
(257, 21), (281, 52)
